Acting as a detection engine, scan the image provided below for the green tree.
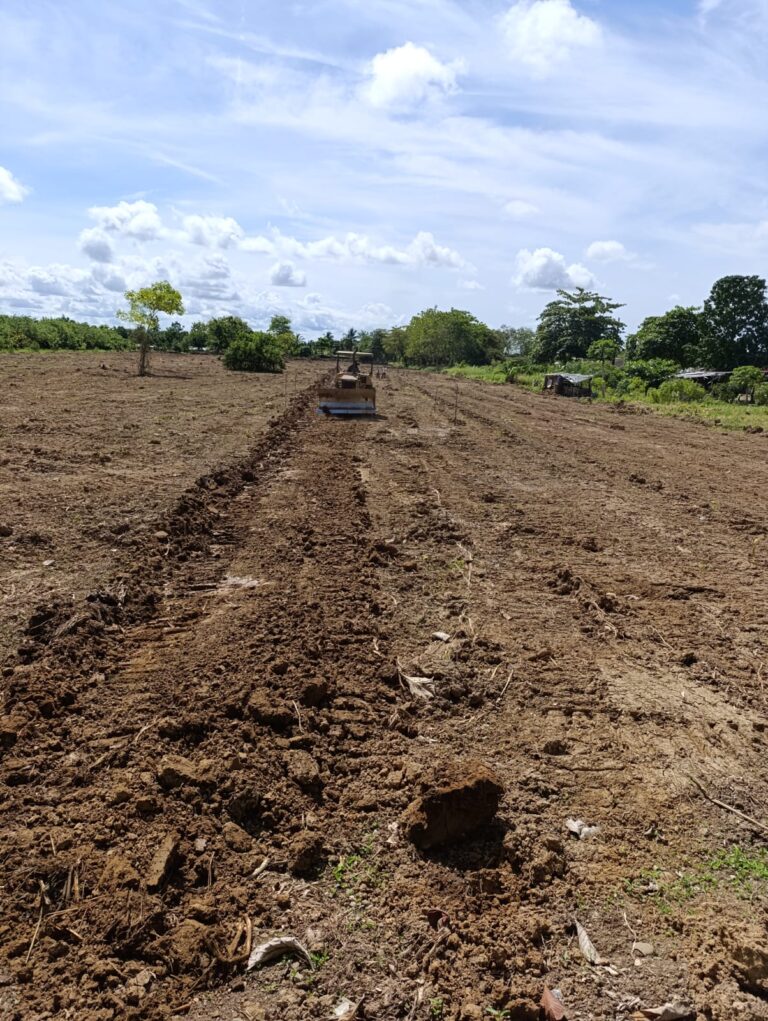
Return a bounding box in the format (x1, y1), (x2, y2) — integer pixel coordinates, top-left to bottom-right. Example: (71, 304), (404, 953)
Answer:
(587, 336), (621, 367)
(402, 307), (503, 367)
(223, 332), (285, 373)
(623, 358), (680, 391)
(161, 320), (189, 352)
(268, 314), (292, 336)
(316, 331), (335, 356)
(700, 275), (768, 369)
(266, 314), (300, 357)
(117, 280), (184, 375)
(626, 306), (702, 365)
(383, 325), (408, 364)
(497, 325), (536, 359)
(188, 321), (209, 351)
(206, 315), (251, 354)
(342, 328), (358, 346)
(729, 365), (765, 398)
(365, 328), (389, 362)
(534, 288), (625, 363)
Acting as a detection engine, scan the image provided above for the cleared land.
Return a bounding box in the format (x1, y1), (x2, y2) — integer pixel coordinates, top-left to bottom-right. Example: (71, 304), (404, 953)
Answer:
(1, 362), (768, 1021)
(0, 352), (317, 662)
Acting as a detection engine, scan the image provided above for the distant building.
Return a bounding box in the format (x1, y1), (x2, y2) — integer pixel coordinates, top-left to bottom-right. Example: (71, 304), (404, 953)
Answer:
(674, 369), (731, 388)
(543, 372), (593, 398)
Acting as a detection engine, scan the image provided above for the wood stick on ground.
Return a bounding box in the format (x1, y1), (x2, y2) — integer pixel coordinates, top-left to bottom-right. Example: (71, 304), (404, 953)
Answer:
(292, 700), (304, 733)
(251, 857), (269, 879)
(687, 774), (768, 835)
(25, 905), (44, 963)
(496, 671), (513, 704)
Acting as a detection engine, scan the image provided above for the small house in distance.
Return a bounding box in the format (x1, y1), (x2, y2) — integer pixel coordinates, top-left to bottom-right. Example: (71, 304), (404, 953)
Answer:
(544, 372), (593, 398)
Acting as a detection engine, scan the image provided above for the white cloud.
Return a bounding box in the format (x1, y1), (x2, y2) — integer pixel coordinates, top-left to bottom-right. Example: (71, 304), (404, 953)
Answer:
(503, 198), (539, 219)
(182, 214), (244, 249)
(243, 228), (465, 269)
(179, 253), (239, 301)
(500, 0), (602, 75)
(460, 279), (485, 290)
(363, 42), (462, 108)
(585, 239), (629, 262)
(240, 235), (274, 254)
(514, 246), (594, 289)
(26, 264), (89, 296)
(269, 260), (307, 287)
(0, 166), (29, 204)
(78, 227), (114, 263)
(91, 264), (127, 292)
(88, 200), (165, 241)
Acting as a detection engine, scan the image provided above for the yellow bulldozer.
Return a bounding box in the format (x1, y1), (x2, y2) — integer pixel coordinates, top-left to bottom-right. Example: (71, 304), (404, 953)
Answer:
(317, 350), (376, 416)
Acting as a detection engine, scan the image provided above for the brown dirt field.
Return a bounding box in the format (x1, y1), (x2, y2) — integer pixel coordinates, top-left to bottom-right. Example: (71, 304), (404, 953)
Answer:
(2, 365), (768, 1021)
(0, 352), (318, 662)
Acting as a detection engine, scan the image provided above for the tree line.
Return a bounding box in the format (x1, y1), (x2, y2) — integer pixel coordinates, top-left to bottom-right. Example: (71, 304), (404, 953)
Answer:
(2, 273), (768, 378)
(0, 314), (132, 352)
(519, 275), (768, 371)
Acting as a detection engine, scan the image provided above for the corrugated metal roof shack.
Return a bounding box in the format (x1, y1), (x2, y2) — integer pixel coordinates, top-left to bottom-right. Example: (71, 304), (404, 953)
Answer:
(674, 369), (732, 388)
(543, 373), (593, 398)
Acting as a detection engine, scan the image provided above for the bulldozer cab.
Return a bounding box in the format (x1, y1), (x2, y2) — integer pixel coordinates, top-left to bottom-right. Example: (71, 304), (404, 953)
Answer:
(318, 350), (377, 416)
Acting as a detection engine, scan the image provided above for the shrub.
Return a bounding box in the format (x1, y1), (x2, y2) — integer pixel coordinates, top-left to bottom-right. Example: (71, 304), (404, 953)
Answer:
(753, 383), (768, 406)
(653, 378), (707, 403)
(223, 334), (284, 373)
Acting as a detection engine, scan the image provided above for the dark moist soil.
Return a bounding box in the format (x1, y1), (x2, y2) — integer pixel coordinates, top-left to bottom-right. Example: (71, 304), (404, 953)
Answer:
(2, 368), (768, 1021)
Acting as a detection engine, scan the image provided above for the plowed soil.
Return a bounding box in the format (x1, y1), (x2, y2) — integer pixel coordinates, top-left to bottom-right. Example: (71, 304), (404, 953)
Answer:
(2, 365), (768, 1021)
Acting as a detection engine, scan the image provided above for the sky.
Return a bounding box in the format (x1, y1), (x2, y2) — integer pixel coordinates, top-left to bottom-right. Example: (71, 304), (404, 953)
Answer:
(2, 0), (768, 336)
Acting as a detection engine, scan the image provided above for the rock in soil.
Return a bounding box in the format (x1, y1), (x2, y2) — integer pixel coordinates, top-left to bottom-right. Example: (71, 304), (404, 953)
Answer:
(287, 830), (325, 875)
(402, 760), (504, 850)
(223, 821), (252, 852)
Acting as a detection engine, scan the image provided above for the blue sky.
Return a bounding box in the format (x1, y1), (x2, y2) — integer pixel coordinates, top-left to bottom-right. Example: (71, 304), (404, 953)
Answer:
(2, 0), (768, 336)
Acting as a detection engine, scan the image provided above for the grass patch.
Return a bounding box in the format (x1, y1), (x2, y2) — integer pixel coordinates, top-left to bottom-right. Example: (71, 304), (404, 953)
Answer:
(441, 362), (768, 433)
(626, 846), (768, 914)
(445, 364), (511, 384)
(636, 398), (768, 431)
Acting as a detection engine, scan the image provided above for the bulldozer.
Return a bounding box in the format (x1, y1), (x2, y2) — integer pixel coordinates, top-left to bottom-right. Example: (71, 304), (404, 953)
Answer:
(317, 350), (376, 416)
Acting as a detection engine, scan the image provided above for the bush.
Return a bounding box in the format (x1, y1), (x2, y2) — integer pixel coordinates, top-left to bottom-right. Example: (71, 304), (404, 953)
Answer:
(729, 365), (765, 396)
(652, 378), (707, 403)
(753, 383), (768, 406)
(223, 334), (284, 373)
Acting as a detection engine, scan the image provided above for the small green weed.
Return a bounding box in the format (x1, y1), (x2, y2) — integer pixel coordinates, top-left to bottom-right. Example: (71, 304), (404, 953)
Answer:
(309, 950), (330, 969)
(332, 832), (381, 890)
(485, 1008), (511, 1020)
(430, 997), (444, 1019)
(626, 847), (768, 914)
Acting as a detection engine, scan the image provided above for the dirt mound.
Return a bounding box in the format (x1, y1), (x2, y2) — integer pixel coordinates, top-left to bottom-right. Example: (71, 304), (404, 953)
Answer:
(402, 761), (504, 850)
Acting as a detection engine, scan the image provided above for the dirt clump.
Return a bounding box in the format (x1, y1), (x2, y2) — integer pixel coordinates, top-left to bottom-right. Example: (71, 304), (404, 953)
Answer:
(145, 832), (181, 891)
(402, 760), (504, 850)
(287, 830), (326, 875)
